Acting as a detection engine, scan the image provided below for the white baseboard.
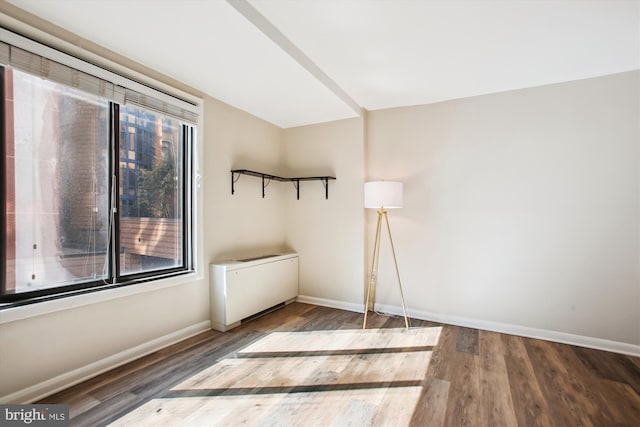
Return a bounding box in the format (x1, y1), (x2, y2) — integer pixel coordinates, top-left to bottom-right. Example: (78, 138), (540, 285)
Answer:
(6, 297), (637, 404)
(2, 320), (211, 404)
(296, 295), (364, 314)
(299, 295), (640, 357)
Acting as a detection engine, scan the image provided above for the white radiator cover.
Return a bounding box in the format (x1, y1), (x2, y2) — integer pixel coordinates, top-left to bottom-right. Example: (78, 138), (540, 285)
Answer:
(209, 253), (299, 331)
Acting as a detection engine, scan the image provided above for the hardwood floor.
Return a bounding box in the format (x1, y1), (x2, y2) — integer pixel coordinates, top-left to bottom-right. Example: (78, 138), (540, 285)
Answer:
(39, 303), (640, 426)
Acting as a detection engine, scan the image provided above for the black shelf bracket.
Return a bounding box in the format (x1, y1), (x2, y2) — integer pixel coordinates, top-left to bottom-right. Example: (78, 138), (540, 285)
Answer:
(231, 170), (241, 195)
(292, 179), (300, 200)
(231, 169), (336, 200)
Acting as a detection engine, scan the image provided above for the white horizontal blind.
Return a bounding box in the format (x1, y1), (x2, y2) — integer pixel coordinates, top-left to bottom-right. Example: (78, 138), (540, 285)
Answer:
(0, 42), (8, 66)
(8, 43), (117, 100)
(0, 40), (198, 124)
(117, 86), (199, 124)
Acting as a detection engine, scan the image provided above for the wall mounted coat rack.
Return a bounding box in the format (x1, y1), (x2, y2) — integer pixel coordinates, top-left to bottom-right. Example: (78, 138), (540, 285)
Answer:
(231, 169), (336, 199)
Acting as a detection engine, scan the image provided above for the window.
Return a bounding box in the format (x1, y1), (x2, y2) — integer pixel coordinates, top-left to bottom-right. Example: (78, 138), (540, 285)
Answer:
(4, 68), (110, 295)
(118, 106), (185, 276)
(1, 38), (197, 303)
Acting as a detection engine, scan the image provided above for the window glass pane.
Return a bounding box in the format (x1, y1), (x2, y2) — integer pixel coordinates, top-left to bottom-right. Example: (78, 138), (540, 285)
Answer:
(4, 68), (110, 294)
(118, 106), (184, 275)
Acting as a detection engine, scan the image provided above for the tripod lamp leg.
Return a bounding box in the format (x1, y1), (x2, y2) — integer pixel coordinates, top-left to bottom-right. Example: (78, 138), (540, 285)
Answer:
(363, 210), (383, 329)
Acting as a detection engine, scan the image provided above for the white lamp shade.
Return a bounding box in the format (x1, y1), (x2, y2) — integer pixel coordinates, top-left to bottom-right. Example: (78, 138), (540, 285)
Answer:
(364, 181), (403, 209)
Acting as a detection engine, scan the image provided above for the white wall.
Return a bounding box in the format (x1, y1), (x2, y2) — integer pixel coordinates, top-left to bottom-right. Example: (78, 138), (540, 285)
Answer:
(282, 118), (365, 307)
(0, 282), (208, 399)
(203, 96), (287, 262)
(367, 71), (640, 346)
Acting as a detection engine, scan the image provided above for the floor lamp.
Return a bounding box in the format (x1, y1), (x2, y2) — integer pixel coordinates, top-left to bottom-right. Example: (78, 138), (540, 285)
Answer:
(363, 181), (410, 329)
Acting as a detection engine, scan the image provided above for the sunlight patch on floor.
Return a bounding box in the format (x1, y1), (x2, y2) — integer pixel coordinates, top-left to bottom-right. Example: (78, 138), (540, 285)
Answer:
(239, 326), (442, 353)
(109, 387), (425, 426)
(108, 326), (442, 426)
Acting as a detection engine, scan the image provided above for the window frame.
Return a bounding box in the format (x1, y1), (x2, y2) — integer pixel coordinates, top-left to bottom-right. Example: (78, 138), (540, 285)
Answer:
(0, 66), (6, 300)
(113, 107), (194, 283)
(0, 31), (200, 307)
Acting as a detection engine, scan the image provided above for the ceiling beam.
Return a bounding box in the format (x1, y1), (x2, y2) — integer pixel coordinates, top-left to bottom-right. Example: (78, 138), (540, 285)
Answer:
(227, 0), (363, 117)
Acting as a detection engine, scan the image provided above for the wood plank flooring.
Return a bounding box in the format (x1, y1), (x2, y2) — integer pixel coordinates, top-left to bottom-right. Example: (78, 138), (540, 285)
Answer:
(39, 303), (640, 426)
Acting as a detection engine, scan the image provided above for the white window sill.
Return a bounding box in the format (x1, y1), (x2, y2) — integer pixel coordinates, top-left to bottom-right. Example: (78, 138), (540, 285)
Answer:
(0, 271), (201, 325)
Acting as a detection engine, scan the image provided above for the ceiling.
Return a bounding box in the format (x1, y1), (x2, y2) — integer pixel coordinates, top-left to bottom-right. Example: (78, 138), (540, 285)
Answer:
(4, 0), (640, 128)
